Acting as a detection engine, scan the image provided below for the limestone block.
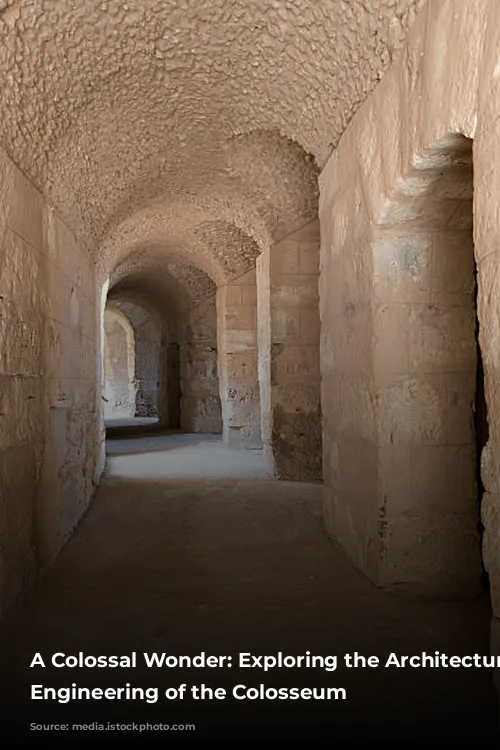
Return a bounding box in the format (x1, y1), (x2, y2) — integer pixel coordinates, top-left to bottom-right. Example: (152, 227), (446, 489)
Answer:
(318, 252), (342, 318)
(372, 233), (432, 304)
(271, 309), (300, 341)
(373, 72), (404, 207)
(407, 304), (476, 373)
(446, 372), (476, 445)
(226, 351), (258, 382)
(223, 286), (242, 307)
(271, 406), (322, 482)
(319, 197), (347, 260)
(272, 383), (320, 415)
(418, 0), (486, 142)
(271, 276), (318, 308)
(376, 374), (447, 445)
(6, 165), (44, 251)
(380, 196), (468, 231)
(474, 125), (500, 261)
(342, 245), (372, 308)
(0, 375), (42, 450)
(45, 319), (78, 380)
(225, 389), (260, 426)
(0, 229), (49, 314)
(334, 307), (372, 374)
(477, 250), (500, 370)
(339, 437), (378, 499)
(373, 304), (409, 375)
(298, 307), (320, 344)
(270, 241), (300, 275)
(0, 148), (14, 246)
(241, 285), (257, 306)
(298, 245), (320, 275)
(225, 304), (256, 330)
(47, 267), (72, 327)
(0, 300), (42, 377)
(271, 344), (319, 385)
(380, 444), (477, 518)
(338, 375), (376, 443)
(225, 329), (256, 351)
(320, 372), (342, 430)
(430, 230), (475, 307)
(381, 513), (482, 596)
(321, 432), (339, 489)
(356, 101), (386, 224)
(47, 377), (78, 410)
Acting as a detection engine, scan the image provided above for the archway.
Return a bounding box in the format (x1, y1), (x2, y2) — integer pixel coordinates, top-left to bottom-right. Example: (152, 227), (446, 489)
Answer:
(103, 256), (223, 436)
(103, 308), (136, 423)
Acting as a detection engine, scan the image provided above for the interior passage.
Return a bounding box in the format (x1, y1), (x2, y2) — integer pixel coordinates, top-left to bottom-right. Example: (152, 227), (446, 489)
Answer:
(3, 0), (500, 740)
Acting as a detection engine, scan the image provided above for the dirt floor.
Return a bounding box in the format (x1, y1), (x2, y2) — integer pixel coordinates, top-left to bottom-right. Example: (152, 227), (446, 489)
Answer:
(0, 431), (498, 738)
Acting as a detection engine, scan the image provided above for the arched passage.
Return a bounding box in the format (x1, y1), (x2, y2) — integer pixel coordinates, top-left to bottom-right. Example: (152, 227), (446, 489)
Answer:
(103, 308), (136, 423)
(104, 254), (223, 436)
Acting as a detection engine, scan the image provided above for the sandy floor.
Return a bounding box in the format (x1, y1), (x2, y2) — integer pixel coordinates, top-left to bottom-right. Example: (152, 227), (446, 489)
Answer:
(0, 432), (498, 738)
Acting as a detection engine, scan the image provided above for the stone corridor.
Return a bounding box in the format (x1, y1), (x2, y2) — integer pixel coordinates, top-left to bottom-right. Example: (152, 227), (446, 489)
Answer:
(3, 0), (500, 738)
(0, 430), (498, 738)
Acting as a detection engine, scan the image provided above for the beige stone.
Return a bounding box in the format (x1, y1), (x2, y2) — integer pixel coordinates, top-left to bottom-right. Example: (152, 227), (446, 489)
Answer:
(1, 1), (500, 686)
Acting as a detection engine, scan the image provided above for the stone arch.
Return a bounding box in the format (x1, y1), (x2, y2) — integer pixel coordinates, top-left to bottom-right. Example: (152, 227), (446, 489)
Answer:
(106, 297), (164, 421)
(104, 251), (223, 435)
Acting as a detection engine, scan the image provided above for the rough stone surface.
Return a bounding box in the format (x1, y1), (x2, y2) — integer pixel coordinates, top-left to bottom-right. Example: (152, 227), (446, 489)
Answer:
(0, 150), (98, 617)
(106, 261), (222, 434)
(0, 0), (422, 258)
(259, 220), (322, 481)
(319, 0), (500, 606)
(3, 0), (500, 681)
(217, 270), (262, 450)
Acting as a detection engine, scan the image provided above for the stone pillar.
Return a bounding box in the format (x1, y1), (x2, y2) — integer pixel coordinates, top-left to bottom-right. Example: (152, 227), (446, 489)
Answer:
(217, 270), (261, 449)
(258, 220), (322, 481)
(180, 296), (222, 434)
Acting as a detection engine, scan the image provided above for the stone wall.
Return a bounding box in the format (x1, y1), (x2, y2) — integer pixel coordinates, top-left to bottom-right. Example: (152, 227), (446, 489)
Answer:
(372, 137), (481, 596)
(0, 146), (98, 616)
(257, 220), (322, 481)
(134, 313), (162, 419)
(319, 0), (500, 605)
(217, 269), (261, 449)
(180, 295), (222, 434)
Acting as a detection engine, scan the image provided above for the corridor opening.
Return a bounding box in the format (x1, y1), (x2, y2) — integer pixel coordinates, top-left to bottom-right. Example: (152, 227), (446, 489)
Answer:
(102, 255), (223, 442)
(103, 307), (138, 424)
(373, 133), (487, 597)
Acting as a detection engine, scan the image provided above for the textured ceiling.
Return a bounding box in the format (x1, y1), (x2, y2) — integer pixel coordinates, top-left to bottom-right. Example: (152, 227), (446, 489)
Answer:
(109, 249), (217, 315)
(0, 0), (425, 279)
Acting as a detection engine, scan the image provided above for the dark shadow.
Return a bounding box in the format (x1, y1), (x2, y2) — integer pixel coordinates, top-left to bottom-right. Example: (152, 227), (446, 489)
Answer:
(105, 423), (183, 441)
(167, 342), (181, 428)
(474, 262), (490, 595)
